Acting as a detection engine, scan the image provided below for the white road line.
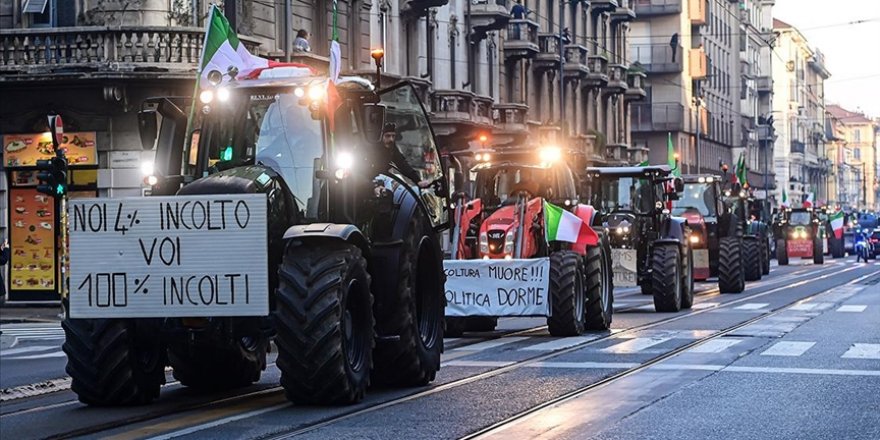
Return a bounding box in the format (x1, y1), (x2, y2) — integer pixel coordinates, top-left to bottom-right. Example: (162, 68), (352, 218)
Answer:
(841, 343), (880, 360)
(600, 336), (674, 354)
(687, 338), (743, 353)
(145, 403), (290, 440)
(532, 361), (639, 369)
(444, 338), (462, 344)
(445, 360), (517, 368)
(836, 305), (867, 313)
(443, 361), (880, 377)
(447, 336), (530, 352)
(761, 341), (816, 357)
(519, 335), (603, 351)
(11, 351), (67, 360)
(0, 345), (58, 356)
(734, 303), (770, 310)
(789, 303), (819, 311)
(691, 302), (720, 310)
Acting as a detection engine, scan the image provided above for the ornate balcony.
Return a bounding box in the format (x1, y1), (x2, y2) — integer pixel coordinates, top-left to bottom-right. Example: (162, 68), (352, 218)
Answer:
(603, 63), (628, 95)
(606, 143), (630, 163)
(592, 0), (620, 14)
(494, 103), (530, 133)
(756, 75), (772, 94)
(583, 54), (609, 88)
(791, 140), (806, 155)
(633, 0), (682, 16)
(563, 45), (589, 79)
(474, 95), (495, 127)
(610, 0), (637, 22)
(535, 34), (562, 71)
(430, 90), (479, 146)
(470, 0), (511, 41)
(401, 0), (450, 17)
(0, 26), (258, 81)
(630, 44), (683, 73)
(504, 20), (539, 60)
(625, 69), (647, 101)
(631, 102), (686, 132)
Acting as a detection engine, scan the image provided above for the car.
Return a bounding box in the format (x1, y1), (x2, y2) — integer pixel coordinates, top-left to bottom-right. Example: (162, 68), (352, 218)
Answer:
(870, 229), (880, 259)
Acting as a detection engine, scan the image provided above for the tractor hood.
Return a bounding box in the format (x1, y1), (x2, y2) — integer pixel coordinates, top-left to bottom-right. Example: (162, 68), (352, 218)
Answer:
(481, 205), (519, 236)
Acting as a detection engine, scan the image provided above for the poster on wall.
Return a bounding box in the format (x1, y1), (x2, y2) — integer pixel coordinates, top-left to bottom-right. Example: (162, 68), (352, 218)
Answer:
(8, 187), (57, 301)
(4, 132), (98, 167)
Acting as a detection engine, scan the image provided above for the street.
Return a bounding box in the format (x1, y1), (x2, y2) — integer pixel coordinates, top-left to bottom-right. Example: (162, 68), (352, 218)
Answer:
(2, 258), (878, 440)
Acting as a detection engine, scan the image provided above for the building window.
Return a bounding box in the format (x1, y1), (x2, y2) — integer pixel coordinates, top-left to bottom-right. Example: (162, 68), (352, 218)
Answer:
(854, 130), (861, 142)
(24, 0), (54, 27)
(854, 148), (861, 160)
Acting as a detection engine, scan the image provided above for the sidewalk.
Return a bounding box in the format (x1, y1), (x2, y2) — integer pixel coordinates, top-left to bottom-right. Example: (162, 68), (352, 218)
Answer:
(0, 306), (63, 324)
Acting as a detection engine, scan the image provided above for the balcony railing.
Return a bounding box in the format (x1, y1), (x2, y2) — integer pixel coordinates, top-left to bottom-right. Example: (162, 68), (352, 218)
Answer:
(630, 44), (683, 73)
(535, 33), (561, 70)
(603, 63), (628, 94)
(610, 0), (637, 22)
(633, 0), (682, 16)
(625, 70), (647, 100)
(0, 26), (250, 76)
(592, 0), (621, 13)
(757, 124), (775, 142)
(470, 0), (510, 38)
(503, 19), (539, 60)
(791, 140), (806, 154)
(401, 0), (450, 17)
(563, 44), (589, 78)
(494, 103), (529, 132)
(432, 90), (477, 123)
(756, 75), (772, 93)
(584, 54), (609, 87)
(631, 102), (686, 132)
(474, 95), (494, 126)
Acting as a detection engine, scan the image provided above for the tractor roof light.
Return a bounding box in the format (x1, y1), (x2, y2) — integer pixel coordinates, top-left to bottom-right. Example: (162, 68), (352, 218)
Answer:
(539, 146), (562, 164)
(199, 89), (214, 104)
(307, 84), (325, 102)
(217, 87), (231, 102)
(697, 176), (706, 183)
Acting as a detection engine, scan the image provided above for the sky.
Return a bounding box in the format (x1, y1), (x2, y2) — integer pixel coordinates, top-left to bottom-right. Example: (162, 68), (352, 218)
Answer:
(773, 0), (880, 118)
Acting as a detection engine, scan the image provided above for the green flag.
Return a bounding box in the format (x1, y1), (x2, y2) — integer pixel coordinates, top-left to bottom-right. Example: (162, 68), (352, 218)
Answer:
(782, 188), (788, 207)
(637, 160), (649, 167)
(667, 133), (680, 177)
(735, 152), (747, 186)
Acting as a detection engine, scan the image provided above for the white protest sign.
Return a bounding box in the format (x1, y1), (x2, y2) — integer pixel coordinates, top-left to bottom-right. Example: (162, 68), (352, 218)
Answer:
(611, 248), (638, 287)
(68, 195), (268, 318)
(444, 258), (550, 317)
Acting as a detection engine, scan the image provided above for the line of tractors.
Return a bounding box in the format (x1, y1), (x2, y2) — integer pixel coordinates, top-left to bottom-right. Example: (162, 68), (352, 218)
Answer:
(58, 67), (841, 409)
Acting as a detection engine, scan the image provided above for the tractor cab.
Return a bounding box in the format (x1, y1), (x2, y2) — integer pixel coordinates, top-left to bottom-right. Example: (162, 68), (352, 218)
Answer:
(775, 207), (824, 265)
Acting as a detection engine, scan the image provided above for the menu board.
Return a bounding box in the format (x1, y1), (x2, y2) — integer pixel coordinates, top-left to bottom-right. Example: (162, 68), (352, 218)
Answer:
(8, 187), (56, 292)
(3, 132), (97, 167)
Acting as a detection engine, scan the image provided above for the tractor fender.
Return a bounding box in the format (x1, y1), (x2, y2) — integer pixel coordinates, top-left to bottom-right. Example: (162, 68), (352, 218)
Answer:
(282, 223), (370, 254)
(571, 204), (601, 255)
(662, 216), (687, 241)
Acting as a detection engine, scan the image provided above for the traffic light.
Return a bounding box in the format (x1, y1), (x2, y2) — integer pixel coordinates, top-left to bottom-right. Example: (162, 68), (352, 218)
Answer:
(36, 155), (68, 197)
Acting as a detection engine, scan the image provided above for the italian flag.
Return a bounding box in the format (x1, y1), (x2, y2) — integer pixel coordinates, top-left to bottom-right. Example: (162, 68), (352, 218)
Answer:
(544, 201), (598, 246)
(804, 191), (814, 208)
(667, 133), (680, 177)
(829, 211), (845, 239)
(199, 6), (312, 83)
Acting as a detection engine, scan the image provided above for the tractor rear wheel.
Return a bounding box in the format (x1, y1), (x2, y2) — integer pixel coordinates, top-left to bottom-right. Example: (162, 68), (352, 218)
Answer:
(651, 244), (682, 312)
(813, 239), (825, 264)
(168, 335), (267, 390)
(372, 214), (444, 387)
(718, 237), (745, 293)
(776, 239), (789, 265)
(548, 250), (587, 336)
(761, 235), (771, 275)
(274, 242), (374, 405)
(830, 236), (845, 258)
(680, 246), (695, 309)
(62, 318), (165, 406)
(584, 237), (613, 331)
(743, 237), (762, 282)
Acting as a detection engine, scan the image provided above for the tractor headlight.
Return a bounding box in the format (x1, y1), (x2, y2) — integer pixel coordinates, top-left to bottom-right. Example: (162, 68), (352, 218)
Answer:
(504, 231), (515, 254)
(199, 90), (214, 104)
(689, 234), (700, 244)
(335, 151), (354, 179)
(539, 146), (562, 164)
(217, 87), (230, 102)
(140, 160), (154, 177)
(307, 84), (325, 102)
(479, 232), (488, 253)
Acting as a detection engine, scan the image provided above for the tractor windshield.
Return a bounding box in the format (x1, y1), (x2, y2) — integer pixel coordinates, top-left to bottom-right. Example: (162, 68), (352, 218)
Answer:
(789, 211), (812, 225)
(475, 165), (574, 207)
(672, 183), (716, 217)
(593, 177), (658, 214)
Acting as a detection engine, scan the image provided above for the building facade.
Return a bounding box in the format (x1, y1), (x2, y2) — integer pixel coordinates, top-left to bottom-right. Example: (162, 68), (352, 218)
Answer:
(771, 18), (830, 207)
(826, 105), (879, 211)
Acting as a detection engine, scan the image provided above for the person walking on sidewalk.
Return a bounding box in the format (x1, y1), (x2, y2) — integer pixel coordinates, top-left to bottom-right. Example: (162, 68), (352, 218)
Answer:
(0, 237), (9, 300)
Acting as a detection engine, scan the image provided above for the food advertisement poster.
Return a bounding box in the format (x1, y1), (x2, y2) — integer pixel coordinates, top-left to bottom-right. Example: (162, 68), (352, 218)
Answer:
(9, 187), (57, 293)
(4, 132), (97, 167)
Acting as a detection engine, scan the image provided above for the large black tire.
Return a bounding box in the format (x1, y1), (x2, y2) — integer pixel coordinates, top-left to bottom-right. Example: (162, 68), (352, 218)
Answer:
(274, 242), (374, 405)
(640, 282), (652, 295)
(372, 214), (445, 387)
(743, 237), (762, 282)
(776, 238), (789, 265)
(548, 250), (587, 336)
(651, 244), (682, 312)
(813, 239), (824, 264)
(444, 318), (466, 338)
(584, 237), (613, 331)
(830, 237), (845, 259)
(168, 335), (267, 390)
(680, 245), (695, 309)
(62, 319), (165, 406)
(718, 237), (745, 293)
(761, 235), (771, 275)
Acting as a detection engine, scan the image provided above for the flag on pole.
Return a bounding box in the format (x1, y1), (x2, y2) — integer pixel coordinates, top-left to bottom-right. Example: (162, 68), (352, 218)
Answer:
(734, 152), (747, 186)
(327, 0), (343, 131)
(829, 211), (845, 239)
(667, 133), (680, 177)
(637, 160), (649, 167)
(544, 201), (598, 246)
(804, 191), (814, 208)
(781, 188), (788, 208)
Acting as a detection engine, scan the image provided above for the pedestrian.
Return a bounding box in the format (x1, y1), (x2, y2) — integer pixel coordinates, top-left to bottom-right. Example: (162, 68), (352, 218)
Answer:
(670, 32), (679, 62)
(0, 237), (9, 300)
(562, 27), (572, 45)
(293, 29), (311, 52)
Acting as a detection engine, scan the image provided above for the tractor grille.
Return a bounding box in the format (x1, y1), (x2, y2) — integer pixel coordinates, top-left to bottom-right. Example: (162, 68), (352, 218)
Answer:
(487, 230), (505, 254)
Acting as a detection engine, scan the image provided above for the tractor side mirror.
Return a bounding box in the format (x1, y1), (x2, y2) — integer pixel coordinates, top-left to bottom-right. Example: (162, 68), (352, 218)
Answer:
(138, 108), (158, 150)
(362, 103), (387, 143)
(673, 177), (684, 193)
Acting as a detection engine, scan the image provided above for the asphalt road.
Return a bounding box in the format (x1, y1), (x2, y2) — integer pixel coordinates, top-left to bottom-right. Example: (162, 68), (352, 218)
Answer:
(1, 257), (878, 440)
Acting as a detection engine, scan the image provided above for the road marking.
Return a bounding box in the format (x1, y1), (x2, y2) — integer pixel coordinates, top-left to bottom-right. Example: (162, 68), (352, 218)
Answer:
(841, 343), (880, 359)
(444, 338), (462, 344)
(447, 336), (530, 352)
(519, 335), (603, 351)
(734, 303), (770, 310)
(691, 302), (720, 310)
(11, 351), (67, 360)
(600, 336), (674, 354)
(0, 345), (58, 356)
(836, 305), (867, 313)
(687, 338), (743, 353)
(441, 361), (880, 377)
(532, 361), (639, 369)
(789, 303), (819, 311)
(761, 341), (816, 357)
(445, 360), (517, 368)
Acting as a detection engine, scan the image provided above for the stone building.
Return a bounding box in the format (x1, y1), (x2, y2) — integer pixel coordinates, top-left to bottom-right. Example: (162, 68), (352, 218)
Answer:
(826, 105), (879, 211)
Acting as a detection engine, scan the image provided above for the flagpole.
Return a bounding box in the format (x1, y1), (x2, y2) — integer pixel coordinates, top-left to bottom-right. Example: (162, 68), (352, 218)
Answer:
(183, 5), (217, 156)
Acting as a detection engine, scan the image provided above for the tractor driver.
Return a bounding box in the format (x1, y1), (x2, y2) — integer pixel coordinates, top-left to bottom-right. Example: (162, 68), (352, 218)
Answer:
(376, 123), (431, 188)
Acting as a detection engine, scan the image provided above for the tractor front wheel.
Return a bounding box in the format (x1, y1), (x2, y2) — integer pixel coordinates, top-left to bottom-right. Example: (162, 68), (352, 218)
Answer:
(584, 236), (614, 330)
(718, 237), (745, 293)
(813, 239), (825, 264)
(680, 246), (695, 309)
(548, 251), (587, 336)
(776, 239), (789, 265)
(651, 244), (682, 312)
(743, 237), (762, 282)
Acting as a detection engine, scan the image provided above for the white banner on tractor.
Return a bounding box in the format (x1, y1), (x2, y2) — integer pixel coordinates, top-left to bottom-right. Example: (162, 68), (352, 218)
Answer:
(444, 258), (550, 317)
(611, 248), (638, 287)
(68, 195), (268, 318)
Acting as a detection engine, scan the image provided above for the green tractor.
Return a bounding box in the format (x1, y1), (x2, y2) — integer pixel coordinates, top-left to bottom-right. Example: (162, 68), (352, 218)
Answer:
(774, 207), (825, 265)
(63, 67), (449, 406)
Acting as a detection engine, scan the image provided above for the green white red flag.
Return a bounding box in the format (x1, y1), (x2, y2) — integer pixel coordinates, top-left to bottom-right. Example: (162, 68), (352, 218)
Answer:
(544, 201), (597, 246)
(829, 211), (845, 239)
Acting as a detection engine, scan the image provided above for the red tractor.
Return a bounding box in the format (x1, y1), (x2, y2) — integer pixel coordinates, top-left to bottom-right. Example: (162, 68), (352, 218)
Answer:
(444, 146), (613, 337)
